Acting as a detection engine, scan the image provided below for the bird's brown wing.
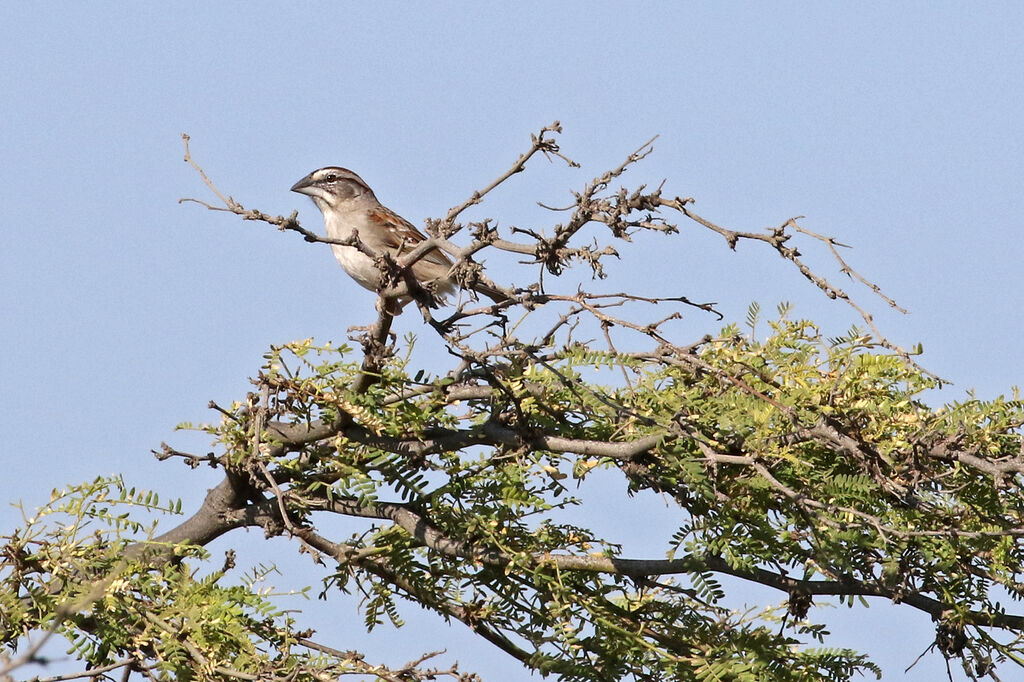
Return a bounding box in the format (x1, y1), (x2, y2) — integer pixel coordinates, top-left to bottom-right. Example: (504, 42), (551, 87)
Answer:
(368, 206), (453, 269)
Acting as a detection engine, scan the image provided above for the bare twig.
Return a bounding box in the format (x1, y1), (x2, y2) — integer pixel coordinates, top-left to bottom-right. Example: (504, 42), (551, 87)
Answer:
(440, 120), (578, 228)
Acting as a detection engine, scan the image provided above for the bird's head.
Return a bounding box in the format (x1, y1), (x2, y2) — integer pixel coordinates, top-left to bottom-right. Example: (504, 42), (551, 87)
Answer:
(290, 166), (375, 212)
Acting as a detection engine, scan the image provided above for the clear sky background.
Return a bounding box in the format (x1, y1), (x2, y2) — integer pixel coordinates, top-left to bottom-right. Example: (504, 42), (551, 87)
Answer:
(2, 4), (1022, 680)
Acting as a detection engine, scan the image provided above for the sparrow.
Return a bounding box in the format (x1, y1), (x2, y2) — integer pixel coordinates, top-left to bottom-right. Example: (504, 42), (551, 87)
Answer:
(290, 166), (507, 308)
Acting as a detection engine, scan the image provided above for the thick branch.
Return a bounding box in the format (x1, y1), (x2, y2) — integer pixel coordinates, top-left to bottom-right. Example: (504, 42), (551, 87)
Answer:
(308, 496), (1024, 631)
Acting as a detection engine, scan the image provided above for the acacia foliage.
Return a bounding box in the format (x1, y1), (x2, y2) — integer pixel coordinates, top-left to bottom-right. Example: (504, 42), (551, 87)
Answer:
(2, 126), (1023, 681)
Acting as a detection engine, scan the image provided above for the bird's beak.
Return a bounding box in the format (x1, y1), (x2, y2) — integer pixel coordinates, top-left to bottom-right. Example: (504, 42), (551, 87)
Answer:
(290, 173), (315, 195)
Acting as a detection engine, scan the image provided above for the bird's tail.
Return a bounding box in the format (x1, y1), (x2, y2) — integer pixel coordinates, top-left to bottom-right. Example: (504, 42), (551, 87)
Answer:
(474, 282), (512, 304)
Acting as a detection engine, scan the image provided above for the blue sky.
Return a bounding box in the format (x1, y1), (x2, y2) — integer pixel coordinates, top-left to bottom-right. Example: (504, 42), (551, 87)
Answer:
(2, 3), (1022, 680)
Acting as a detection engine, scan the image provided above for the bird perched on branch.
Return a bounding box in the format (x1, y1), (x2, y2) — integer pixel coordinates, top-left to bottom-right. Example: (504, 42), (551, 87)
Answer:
(291, 167), (507, 309)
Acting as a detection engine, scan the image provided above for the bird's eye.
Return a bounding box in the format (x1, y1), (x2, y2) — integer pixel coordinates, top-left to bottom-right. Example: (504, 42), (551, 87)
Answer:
(324, 174), (338, 183)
